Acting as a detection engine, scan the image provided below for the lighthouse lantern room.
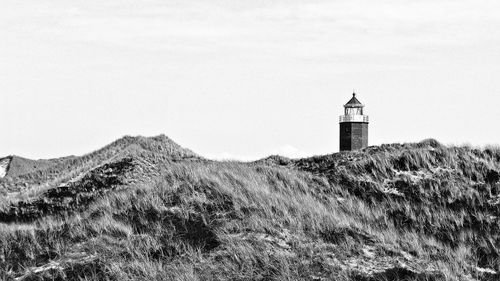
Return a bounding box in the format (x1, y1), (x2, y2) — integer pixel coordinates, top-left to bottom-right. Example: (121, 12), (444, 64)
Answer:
(339, 93), (369, 151)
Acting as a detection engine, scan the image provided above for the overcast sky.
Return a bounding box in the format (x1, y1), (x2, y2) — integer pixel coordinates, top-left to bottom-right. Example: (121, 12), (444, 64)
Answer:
(1, 0), (500, 160)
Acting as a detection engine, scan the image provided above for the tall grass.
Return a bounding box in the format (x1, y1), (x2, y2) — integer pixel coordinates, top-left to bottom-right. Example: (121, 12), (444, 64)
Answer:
(0, 139), (499, 280)
(0, 135), (198, 202)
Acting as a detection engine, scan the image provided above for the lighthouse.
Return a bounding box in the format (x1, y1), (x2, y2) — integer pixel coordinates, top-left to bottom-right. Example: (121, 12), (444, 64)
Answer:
(339, 92), (369, 151)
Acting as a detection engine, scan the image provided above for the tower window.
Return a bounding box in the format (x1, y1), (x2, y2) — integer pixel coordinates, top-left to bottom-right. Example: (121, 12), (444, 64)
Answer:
(345, 107), (363, 115)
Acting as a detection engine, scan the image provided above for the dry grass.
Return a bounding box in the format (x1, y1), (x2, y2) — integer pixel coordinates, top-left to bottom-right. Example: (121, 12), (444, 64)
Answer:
(0, 138), (499, 280)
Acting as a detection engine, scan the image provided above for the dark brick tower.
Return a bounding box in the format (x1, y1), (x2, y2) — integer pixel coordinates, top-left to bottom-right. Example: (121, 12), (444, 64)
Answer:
(339, 92), (369, 151)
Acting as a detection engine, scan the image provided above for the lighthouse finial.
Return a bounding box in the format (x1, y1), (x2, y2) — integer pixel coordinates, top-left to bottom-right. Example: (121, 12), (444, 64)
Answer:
(353, 89), (356, 97)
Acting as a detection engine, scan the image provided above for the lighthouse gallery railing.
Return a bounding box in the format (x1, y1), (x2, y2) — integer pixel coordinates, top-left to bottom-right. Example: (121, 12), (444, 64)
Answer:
(339, 115), (369, 123)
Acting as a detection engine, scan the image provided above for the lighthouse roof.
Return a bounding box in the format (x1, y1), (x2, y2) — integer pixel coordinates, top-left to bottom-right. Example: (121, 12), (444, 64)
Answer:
(344, 93), (364, 108)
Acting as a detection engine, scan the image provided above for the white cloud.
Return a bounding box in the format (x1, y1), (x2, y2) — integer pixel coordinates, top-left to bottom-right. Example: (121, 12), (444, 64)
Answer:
(6, 0), (499, 58)
(204, 151), (258, 162)
(204, 144), (308, 161)
(271, 144), (308, 159)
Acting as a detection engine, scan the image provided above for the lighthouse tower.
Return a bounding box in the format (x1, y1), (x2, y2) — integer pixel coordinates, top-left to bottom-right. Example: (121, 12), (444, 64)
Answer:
(339, 92), (369, 151)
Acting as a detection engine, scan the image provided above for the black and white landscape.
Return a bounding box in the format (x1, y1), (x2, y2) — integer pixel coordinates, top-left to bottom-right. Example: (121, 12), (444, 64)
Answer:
(1, 136), (500, 280)
(1, 1), (500, 280)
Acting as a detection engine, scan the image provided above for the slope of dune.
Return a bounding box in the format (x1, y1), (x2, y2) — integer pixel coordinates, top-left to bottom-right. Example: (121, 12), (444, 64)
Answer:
(0, 135), (198, 193)
(0, 157), (10, 178)
(0, 137), (499, 280)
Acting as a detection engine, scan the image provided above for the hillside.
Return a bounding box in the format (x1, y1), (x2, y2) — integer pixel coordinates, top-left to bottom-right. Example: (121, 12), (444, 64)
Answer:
(0, 136), (499, 280)
(0, 135), (197, 193)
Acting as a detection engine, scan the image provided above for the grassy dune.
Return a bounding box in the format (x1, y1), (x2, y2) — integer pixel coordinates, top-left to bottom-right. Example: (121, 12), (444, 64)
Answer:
(0, 137), (499, 280)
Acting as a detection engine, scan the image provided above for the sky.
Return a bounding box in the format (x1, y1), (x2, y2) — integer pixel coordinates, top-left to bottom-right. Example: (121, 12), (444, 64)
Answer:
(1, 0), (500, 160)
